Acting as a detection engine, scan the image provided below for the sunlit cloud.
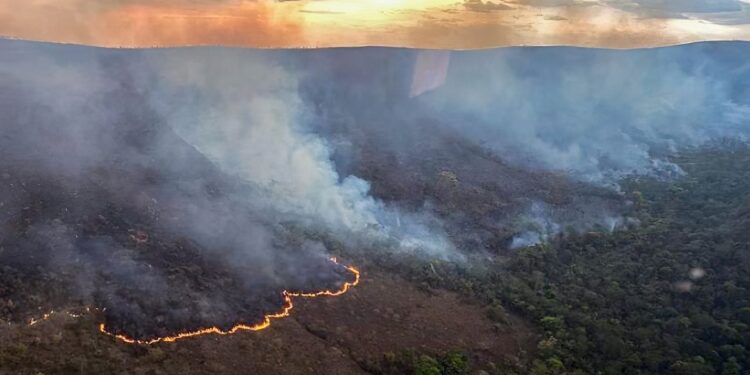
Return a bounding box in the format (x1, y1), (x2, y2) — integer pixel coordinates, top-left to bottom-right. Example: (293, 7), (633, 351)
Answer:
(1, 0), (750, 48)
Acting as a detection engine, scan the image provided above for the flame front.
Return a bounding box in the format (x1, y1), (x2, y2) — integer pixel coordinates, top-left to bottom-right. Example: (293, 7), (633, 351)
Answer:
(27, 307), (91, 326)
(97, 257), (360, 345)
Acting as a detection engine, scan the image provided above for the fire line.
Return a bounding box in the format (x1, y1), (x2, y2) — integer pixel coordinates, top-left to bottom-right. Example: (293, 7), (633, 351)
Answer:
(27, 257), (360, 345)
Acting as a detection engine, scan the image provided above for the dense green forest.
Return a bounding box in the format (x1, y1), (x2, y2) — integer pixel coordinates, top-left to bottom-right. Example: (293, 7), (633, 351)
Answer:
(374, 143), (750, 375)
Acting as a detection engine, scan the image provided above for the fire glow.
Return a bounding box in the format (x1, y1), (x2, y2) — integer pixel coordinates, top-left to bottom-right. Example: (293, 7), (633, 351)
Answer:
(27, 308), (90, 326)
(27, 257), (360, 345)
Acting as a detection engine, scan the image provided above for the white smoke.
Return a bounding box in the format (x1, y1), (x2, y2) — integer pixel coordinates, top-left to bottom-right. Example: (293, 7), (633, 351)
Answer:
(417, 47), (750, 185)
(510, 200), (627, 249)
(510, 201), (562, 249)
(143, 49), (453, 257)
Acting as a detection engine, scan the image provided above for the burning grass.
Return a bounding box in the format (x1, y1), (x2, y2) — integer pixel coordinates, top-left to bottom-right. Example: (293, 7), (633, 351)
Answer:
(99, 258), (360, 344)
(0, 155), (361, 343)
(22, 258), (360, 344)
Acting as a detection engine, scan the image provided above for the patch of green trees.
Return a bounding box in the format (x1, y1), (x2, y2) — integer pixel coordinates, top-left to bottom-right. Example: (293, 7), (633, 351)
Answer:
(376, 144), (750, 374)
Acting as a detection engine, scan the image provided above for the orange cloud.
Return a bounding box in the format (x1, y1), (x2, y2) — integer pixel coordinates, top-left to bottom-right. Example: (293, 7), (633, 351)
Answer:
(0, 0), (748, 49)
(0, 1), (306, 48)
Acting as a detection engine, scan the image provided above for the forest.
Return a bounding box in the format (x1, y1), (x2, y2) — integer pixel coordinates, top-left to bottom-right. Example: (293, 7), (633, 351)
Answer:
(371, 142), (750, 375)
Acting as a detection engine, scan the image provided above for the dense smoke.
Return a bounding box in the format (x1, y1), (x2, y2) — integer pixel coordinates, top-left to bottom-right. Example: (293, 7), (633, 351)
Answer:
(281, 44), (750, 249)
(138, 49), (453, 256)
(0, 43), (361, 337)
(416, 45), (750, 185)
(0, 41), (454, 337)
(145, 50), (379, 231)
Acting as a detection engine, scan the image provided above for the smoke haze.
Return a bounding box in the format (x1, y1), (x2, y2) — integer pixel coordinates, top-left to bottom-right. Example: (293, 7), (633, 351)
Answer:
(416, 46), (750, 184)
(1, 40), (750, 336)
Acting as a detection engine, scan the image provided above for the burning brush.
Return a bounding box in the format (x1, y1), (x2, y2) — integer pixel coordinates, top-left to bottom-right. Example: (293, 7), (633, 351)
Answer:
(25, 258), (360, 345)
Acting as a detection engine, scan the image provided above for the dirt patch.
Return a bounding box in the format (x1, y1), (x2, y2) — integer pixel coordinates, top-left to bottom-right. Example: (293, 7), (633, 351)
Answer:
(293, 269), (536, 368)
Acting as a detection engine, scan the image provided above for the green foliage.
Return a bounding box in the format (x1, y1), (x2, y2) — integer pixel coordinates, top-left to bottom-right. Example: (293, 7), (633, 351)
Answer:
(372, 350), (471, 375)
(539, 316), (564, 333)
(415, 355), (443, 375)
(722, 357), (743, 375)
(498, 146), (750, 373)
(440, 351), (469, 375)
(486, 304), (509, 324)
(380, 145), (750, 374)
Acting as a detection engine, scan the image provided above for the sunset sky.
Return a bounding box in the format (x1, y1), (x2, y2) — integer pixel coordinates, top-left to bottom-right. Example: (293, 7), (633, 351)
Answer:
(2, 0), (750, 49)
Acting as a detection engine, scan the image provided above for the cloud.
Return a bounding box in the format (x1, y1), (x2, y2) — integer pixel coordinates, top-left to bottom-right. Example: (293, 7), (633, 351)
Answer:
(464, 0), (515, 12)
(1, 0), (750, 49)
(0, 0), (306, 47)
(602, 0), (750, 32)
(610, 0), (744, 16)
(510, 0), (587, 7)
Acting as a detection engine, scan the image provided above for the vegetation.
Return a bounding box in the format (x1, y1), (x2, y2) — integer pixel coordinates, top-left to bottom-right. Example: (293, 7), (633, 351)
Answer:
(378, 144), (750, 374)
(3, 144), (750, 374)
(365, 350), (471, 375)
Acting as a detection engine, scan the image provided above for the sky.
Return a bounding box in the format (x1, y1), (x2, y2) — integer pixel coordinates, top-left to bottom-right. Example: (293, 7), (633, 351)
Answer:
(2, 0), (750, 49)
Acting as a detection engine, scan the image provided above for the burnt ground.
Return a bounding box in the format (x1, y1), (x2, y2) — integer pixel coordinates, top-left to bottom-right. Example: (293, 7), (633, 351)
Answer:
(0, 159), (352, 342)
(0, 268), (536, 375)
(0, 71), (354, 342)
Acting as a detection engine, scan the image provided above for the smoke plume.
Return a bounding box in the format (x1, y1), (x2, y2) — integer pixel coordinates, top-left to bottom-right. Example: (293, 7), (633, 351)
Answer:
(416, 45), (750, 185)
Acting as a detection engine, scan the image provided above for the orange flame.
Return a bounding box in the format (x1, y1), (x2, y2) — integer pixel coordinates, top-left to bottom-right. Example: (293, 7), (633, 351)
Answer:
(97, 257), (360, 345)
(27, 307), (91, 326)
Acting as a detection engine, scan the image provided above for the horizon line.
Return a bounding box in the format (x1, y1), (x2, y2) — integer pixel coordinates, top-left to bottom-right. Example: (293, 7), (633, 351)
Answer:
(2, 35), (749, 52)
